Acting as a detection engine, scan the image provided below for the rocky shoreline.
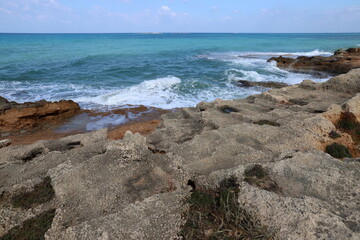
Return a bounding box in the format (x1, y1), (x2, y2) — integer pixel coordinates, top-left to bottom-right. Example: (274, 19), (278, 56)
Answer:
(0, 98), (168, 146)
(268, 47), (360, 74)
(0, 67), (360, 238)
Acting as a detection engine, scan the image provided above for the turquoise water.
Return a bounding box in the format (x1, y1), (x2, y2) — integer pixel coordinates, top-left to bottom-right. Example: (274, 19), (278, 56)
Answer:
(1, 33), (360, 109)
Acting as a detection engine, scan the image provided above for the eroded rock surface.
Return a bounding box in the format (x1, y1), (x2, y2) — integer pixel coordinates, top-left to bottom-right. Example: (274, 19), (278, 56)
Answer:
(0, 98), (80, 132)
(268, 47), (360, 74)
(0, 69), (360, 239)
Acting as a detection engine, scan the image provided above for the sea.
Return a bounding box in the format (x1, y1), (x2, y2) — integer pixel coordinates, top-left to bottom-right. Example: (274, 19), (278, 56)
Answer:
(1, 33), (360, 111)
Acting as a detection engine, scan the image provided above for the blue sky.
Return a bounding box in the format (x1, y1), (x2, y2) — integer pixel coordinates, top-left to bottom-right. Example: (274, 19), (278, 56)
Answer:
(0, 0), (359, 33)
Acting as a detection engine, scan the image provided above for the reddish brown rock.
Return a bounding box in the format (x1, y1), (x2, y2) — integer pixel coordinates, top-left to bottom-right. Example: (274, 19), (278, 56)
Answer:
(0, 97), (80, 132)
(268, 48), (360, 74)
(108, 120), (161, 140)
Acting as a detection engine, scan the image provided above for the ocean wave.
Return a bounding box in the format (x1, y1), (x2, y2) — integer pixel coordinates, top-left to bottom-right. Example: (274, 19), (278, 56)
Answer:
(0, 80), (111, 104)
(196, 50), (332, 62)
(225, 67), (329, 86)
(75, 76), (186, 109)
(226, 58), (266, 68)
(236, 49), (332, 57)
(1, 76), (258, 110)
(75, 76), (258, 109)
(226, 69), (264, 82)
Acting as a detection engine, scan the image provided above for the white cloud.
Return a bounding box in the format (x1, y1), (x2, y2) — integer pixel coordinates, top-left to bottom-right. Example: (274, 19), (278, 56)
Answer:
(222, 16), (231, 21)
(159, 6), (177, 17)
(161, 6), (171, 11)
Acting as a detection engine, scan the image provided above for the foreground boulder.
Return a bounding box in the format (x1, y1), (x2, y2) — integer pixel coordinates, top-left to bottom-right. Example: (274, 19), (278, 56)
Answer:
(268, 47), (360, 74)
(1, 69), (360, 239)
(0, 97), (80, 132)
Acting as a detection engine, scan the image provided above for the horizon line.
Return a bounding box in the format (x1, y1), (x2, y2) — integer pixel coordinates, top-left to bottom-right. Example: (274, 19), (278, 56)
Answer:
(1, 32), (360, 34)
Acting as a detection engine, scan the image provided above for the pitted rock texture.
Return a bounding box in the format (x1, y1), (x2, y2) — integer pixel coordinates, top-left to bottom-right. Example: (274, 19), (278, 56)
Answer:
(0, 69), (360, 239)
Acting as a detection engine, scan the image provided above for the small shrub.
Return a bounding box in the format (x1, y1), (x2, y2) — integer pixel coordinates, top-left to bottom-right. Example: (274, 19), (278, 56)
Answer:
(338, 120), (358, 131)
(0, 209), (56, 240)
(179, 177), (276, 239)
(254, 120), (280, 127)
(325, 143), (352, 159)
(11, 176), (55, 209)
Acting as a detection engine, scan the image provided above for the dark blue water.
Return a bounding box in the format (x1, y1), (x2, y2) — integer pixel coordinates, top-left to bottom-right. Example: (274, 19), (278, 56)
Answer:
(0, 33), (359, 109)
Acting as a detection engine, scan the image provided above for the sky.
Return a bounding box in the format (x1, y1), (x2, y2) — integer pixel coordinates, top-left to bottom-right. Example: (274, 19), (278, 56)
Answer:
(0, 0), (359, 33)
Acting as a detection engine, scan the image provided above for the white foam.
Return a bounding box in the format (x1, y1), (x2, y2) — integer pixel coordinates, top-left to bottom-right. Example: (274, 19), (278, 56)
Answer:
(236, 49), (332, 57)
(225, 60), (330, 86)
(76, 76), (188, 109)
(198, 50), (332, 62)
(226, 58), (266, 68)
(1, 48), (334, 110)
(226, 69), (264, 82)
(75, 76), (260, 109)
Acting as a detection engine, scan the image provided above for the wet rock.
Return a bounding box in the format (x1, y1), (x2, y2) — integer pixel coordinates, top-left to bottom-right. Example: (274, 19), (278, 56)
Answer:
(0, 97), (80, 132)
(268, 48), (360, 74)
(1, 70), (360, 239)
(237, 80), (289, 89)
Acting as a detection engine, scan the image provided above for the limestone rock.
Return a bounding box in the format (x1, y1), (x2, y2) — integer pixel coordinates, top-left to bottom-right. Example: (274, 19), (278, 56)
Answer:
(268, 48), (360, 74)
(343, 93), (360, 122)
(0, 97), (80, 132)
(1, 70), (360, 239)
(321, 68), (360, 94)
(0, 139), (11, 148)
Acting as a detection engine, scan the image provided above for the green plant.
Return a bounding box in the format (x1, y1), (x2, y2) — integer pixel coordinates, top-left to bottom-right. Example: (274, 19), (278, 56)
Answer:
(338, 120), (358, 131)
(325, 143), (352, 159)
(179, 177), (276, 239)
(11, 176), (55, 209)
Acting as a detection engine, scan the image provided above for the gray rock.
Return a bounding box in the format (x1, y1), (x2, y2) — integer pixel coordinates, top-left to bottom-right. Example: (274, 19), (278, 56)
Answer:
(0, 139), (11, 149)
(237, 80), (289, 89)
(1, 70), (360, 239)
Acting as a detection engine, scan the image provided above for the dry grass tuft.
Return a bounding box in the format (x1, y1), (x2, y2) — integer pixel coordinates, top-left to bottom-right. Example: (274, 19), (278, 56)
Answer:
(179, 177), (276, 240)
